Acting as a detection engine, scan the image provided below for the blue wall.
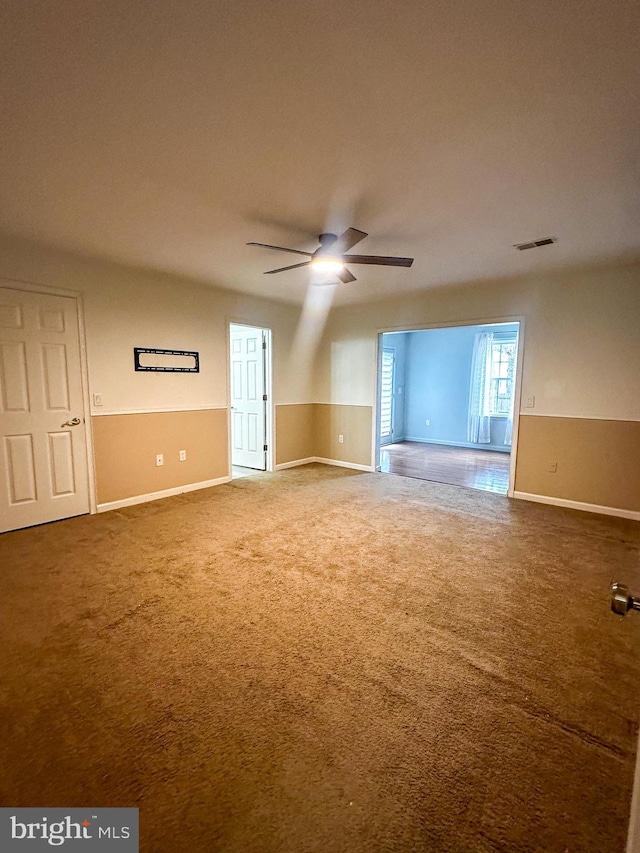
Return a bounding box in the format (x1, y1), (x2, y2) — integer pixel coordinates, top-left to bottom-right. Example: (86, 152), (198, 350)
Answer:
(381, 323), (518, 452)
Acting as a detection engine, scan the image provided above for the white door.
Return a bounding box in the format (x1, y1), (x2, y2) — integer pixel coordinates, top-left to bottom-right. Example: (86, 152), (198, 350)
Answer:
(0, 287), (90, 532)
(230, 324), (266, 470)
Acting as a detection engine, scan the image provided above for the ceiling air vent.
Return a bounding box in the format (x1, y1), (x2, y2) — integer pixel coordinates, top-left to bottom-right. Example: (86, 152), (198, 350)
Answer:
(514, 237), (557, 251)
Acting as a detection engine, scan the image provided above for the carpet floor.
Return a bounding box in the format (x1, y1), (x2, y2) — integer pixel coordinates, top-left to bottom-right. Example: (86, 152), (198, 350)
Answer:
(1, 464), (640, 852)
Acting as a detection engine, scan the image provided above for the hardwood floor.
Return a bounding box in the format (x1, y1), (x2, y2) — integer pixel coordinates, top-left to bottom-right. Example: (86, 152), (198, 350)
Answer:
(379, 441), (511, 495)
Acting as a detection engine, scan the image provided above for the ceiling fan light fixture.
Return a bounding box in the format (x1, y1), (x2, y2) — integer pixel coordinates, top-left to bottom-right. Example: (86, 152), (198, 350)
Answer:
(311, 257), (344, 274)
(248, 227), (414, 284)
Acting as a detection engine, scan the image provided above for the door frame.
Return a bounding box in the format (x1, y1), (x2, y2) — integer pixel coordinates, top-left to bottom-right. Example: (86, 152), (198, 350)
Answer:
(373, 315), (526, 497)
(0, 277), (96, 516)
(227, 320), (274, 474)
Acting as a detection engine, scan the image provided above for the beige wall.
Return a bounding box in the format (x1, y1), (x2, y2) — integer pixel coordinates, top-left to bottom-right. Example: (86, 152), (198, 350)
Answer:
(514, 416), (640, 512)
(275, 403), (372, 468)
(315, 404), (372, 467)
(0, 233), (309, 412)
(93, 409), (228, 504)
(3, 231), (639, 515)
(314, 261), (640, 512)
(0, 233), (312, 506)
(317, 263), (640, 419)
(275, 404), (317, 465)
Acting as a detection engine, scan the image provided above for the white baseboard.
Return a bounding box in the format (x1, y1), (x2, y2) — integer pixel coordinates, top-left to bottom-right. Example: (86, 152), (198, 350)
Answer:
(314, 457), (374, 472)
(275, 457), (374, 473)
(404, 436), (511, 453)
(513, 491), (640, 521)
(275, 457), (317, 470)
(97, 476), (231, 513)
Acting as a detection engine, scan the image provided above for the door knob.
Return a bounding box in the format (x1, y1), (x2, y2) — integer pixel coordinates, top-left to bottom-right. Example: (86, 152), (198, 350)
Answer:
(61, 417), (81, 427)
(610, 582), (640, 616)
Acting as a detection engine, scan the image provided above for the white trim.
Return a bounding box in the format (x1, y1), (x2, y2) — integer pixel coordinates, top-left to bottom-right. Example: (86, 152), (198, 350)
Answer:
(0, 277), (82, 299)
(376, 315), (525, 335)
(314, 457), (374, 472)
(275, 402), (318, 407)
(403, 436), (511, 453)
(97, 476), (231, 513)
(507, 320), (525, 497)
(314, 401), (372, 408)
(75, 292), (97, 515)
(275, 457), (374, 473)
(275, 457), (317, 470)
(513, 491), (640, 521)
(91, 405), (226, 416)
(518, 412), (640, 422)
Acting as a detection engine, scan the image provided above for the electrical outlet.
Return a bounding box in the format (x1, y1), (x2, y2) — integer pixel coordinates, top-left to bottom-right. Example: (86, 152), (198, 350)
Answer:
(526, 395), (535, 408)
(425, 419), (430, 426)
(338, 434), (344, 444)
(179, 450), (187, 461)
(156, 454), (164, 467)
(548, 461), (557, 473)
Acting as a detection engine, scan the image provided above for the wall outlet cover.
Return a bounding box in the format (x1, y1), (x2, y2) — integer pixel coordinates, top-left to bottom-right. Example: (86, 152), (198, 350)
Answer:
(156, 454), (164, 467)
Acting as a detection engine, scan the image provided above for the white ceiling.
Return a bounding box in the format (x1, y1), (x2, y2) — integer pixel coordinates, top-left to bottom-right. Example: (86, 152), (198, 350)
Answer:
(1, 0), (639, 305)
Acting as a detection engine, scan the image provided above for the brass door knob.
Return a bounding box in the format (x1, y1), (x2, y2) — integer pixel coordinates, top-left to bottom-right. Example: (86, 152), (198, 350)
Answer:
(611, 583), (640, 616)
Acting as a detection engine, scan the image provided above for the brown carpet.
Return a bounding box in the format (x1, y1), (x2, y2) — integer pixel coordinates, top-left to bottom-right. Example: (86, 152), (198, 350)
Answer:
(1, 464), (640, 852)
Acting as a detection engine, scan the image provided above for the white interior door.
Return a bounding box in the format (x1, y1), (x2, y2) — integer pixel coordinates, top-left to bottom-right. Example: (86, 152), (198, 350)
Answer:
(0, 287), (90, 532)
(230, 325), (266, 470)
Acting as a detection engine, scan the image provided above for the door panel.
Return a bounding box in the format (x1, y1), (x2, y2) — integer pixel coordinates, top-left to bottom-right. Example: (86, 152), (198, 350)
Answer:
(5, 434), (37, 503)
(48, 431), (76, 495)
(0, 287), (90, 532)
(1, 342), (29, 411)
(42, 343), (70, 409)
(230, 325), (266, 470)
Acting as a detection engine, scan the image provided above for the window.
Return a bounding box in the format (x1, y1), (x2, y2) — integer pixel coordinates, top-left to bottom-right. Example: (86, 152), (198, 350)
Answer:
(490, 337), (517, 415)
(380, 348), (395, 439)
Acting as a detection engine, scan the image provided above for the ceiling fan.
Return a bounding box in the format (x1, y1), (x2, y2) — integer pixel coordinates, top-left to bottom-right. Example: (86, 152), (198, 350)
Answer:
(247, 228), (413, 284)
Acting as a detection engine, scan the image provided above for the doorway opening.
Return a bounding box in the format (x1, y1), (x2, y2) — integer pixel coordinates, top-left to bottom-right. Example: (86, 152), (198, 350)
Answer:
(229, 323), (272, 480)
(376, 321), (522, 496)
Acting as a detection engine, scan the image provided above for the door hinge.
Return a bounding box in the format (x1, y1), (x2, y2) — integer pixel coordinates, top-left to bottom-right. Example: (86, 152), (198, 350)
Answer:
(264, 444), (268, 452)
(262, 340), (267, 350)
(262, 394), (267, 401)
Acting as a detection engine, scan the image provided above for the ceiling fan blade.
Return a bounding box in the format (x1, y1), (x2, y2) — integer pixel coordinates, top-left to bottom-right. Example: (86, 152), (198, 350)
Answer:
(264, 261), (312, 275)
(247, 242), (312, 257)
(332, 228), (368, 254)
(343, 254), (414, 267)
(338, 267), (357, 284)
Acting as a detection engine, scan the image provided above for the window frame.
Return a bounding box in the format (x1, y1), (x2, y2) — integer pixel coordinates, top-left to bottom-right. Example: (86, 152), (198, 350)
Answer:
(489, 336), (517, 417)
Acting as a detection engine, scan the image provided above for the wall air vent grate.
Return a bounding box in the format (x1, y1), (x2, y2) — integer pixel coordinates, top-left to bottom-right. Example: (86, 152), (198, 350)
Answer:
(514, 237), (557, 251)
